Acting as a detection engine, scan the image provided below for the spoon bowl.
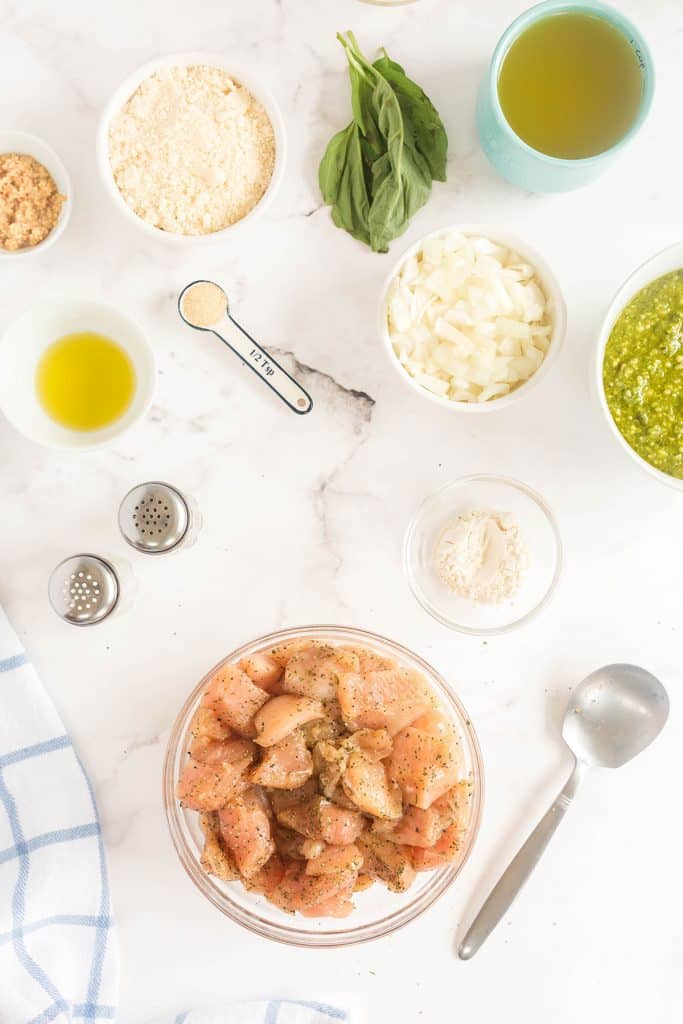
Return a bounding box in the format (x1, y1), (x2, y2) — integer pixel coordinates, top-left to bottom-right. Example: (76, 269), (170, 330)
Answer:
(563, 663), (670, 769)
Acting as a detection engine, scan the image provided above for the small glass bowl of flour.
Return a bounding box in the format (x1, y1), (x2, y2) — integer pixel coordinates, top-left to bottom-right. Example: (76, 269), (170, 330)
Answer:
(404, 475), (562, 635)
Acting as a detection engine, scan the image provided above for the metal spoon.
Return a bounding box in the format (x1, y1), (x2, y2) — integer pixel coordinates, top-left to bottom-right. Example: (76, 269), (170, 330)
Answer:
(178, 280), (313, 415)
(458, 664), (669, 960)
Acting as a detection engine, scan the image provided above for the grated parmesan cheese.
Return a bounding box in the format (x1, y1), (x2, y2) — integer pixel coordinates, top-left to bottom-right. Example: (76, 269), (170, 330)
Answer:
(108, 65), (276, 235)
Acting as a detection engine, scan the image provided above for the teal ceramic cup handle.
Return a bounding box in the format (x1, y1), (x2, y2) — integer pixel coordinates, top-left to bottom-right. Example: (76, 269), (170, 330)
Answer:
(476, 0), (655, 193)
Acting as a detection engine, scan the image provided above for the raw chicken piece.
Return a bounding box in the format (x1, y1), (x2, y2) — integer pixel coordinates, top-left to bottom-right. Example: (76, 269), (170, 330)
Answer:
(388, 715), (462, 809)
(266, 638), (329, 668)
(272, 826), (324, 861)
(313, 740), (348, 798)
(305, 843), (364, 876)
(176, 754), (252, 811)
(341, 647), (397, 674)
(244, 852), (287, 896)
(373, 804), (443, 848)
(190, 735), (256, 765)
(190, 706), (232, 742)
(254, 695), (325, 747)
(271, 861), (358, 916)
(276, 795), (364, 845)
(266, 777), (319, 815)
(218, 788), (274, 878)
(338, 668), (434, 735)
(346, 728), (393, 760)
(353, 873), (374, 893)
(201, 665), (270, 737)
(357, 833), (416, 893)
(283, 645), (359, 701)
(199, 812), (239, 881)
(239, 652), (284, 693)
(410, 819), (467, 871)
(250, 730), (313, 789)
(342, 751), (402, 820)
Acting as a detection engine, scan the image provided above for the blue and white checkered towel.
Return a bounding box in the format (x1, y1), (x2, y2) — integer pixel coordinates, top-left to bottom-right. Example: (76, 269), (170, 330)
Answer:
(0, 607), (118, 1023)
(155, 1004), (348, 1024)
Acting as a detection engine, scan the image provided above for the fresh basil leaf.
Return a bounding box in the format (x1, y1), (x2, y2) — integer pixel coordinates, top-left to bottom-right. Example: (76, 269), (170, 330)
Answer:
(374, 50), (448, 182)
(318, 122), (371, 246)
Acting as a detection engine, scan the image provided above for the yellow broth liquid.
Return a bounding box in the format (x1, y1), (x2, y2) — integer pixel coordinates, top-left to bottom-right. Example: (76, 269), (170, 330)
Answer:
(36, 331), (136, 431)
(497, 12), (643, 159)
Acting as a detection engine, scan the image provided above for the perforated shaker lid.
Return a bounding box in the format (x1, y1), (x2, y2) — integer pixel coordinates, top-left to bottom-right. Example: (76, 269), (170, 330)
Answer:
(118, 482), (189, 554)
(48, 554), (120, 625)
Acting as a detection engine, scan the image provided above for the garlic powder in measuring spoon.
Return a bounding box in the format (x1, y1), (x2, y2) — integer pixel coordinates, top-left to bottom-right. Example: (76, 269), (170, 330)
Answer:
(434, 509), (528, 604)
(180, 281), (228, 328)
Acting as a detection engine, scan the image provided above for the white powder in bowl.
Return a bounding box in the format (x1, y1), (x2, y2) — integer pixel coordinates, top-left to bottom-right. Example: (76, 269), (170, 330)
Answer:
(108, 65), (276, 235)
(434, 509), (528, 604)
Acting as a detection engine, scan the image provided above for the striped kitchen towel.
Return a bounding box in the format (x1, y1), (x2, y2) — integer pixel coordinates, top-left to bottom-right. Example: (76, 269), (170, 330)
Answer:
(158, 1003), (349, 1024)
(0, 607), (118, 1023)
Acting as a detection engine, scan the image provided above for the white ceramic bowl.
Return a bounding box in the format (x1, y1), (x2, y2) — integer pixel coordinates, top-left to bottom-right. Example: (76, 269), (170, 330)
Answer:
(379, 225), (566, 412)
(0, 131), (71, 259)
(594, 240), (683, 491)
(0, 298), (155, 449)
(96, 53), (286, 244)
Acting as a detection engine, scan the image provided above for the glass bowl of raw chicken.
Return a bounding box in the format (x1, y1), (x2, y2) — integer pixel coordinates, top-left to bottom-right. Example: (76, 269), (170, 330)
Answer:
(163, 625), (483, 946)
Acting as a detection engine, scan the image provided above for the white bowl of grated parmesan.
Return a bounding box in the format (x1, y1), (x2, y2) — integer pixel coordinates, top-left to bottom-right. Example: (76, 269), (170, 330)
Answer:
(97, 53), (286, 243)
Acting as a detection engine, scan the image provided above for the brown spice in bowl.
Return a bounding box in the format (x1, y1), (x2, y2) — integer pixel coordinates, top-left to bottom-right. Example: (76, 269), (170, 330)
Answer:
(0, 152), (66, 252)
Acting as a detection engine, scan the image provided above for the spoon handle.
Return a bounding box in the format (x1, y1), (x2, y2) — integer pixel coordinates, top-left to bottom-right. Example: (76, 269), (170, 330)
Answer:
(458, 760), (585, 960)
(212, 315), (313, 415)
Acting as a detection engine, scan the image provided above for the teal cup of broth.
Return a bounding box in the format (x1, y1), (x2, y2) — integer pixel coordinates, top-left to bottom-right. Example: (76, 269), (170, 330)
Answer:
(476, 0), (654, 192)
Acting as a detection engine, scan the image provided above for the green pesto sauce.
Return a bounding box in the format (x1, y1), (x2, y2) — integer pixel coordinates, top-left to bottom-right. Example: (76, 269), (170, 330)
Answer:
(603, 269), (683, 479)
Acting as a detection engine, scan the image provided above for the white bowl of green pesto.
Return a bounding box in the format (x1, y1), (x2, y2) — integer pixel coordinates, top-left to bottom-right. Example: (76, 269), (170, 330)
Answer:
(596, 241), (683, 490)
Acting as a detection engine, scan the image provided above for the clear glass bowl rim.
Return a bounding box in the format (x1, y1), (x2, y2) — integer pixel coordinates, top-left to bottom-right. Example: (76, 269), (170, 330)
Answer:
(163, 624), (484, 947)
(404, 474), (563, 636)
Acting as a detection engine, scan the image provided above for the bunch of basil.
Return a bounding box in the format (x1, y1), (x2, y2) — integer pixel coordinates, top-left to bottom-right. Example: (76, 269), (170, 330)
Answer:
(319, 31), (447, 253)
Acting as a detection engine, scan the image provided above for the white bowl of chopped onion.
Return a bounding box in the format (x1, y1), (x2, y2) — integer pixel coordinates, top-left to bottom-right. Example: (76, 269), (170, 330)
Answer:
(96, 53), (286, 244)
(380, 226), (566, 410)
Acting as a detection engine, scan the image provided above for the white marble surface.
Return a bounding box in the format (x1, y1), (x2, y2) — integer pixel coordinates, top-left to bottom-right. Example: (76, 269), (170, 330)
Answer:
(1, 0), (682, 1020)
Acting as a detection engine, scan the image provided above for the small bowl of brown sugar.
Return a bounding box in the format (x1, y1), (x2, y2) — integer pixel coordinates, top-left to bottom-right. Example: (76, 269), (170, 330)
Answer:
(0, 131), (71, 258)
(97, 53), (285, 244)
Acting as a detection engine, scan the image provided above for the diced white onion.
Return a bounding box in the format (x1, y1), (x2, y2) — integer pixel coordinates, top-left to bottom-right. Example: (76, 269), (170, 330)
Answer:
(386, 232), (554, 403)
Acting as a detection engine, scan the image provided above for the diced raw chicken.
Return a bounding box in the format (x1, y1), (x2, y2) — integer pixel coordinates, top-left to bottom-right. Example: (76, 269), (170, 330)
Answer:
(313, 740), (348, 798)
(346, 728), (393, 760)
(239, 652), (284, 693)
(357, 833), (416, 893)
(341, 647), (397, 674)
(250, 730), (313, 789)
(254, 695), (325, 747)
(176, 754), (252, 811)
(388, 715), (462, 809)
(244, 852), (287, 896)
(201, 665), (270, 737)
(353, 873), (374, 893)
(190, 735), (256, 765)
(218, 788), (274, 878)
(342, 751), (402, 820)
(338, 668), (434, 735)
(271, 860), (358, 917)
(305, 843), (364, 876)
(272, 826), (325, 861)
(199, 812), (239, 881)
(266, 777), (319, 815)
(410, 820), (465, 871)
(301, 715), (344, 748)
(283, 645), (359, 701)
(372, 804), (443, 848)
(266, 638), (329, 668)
(190, 706), (232, 743)
(276, 795), (364, 846)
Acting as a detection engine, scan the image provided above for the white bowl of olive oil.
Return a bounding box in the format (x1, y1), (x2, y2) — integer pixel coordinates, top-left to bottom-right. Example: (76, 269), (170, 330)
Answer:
(0, 299), (155, 449)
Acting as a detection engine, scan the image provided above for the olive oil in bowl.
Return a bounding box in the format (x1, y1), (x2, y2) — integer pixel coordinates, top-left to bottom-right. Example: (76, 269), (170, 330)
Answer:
(497, 11), (643, 160)
(36, 331), (136, 431)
